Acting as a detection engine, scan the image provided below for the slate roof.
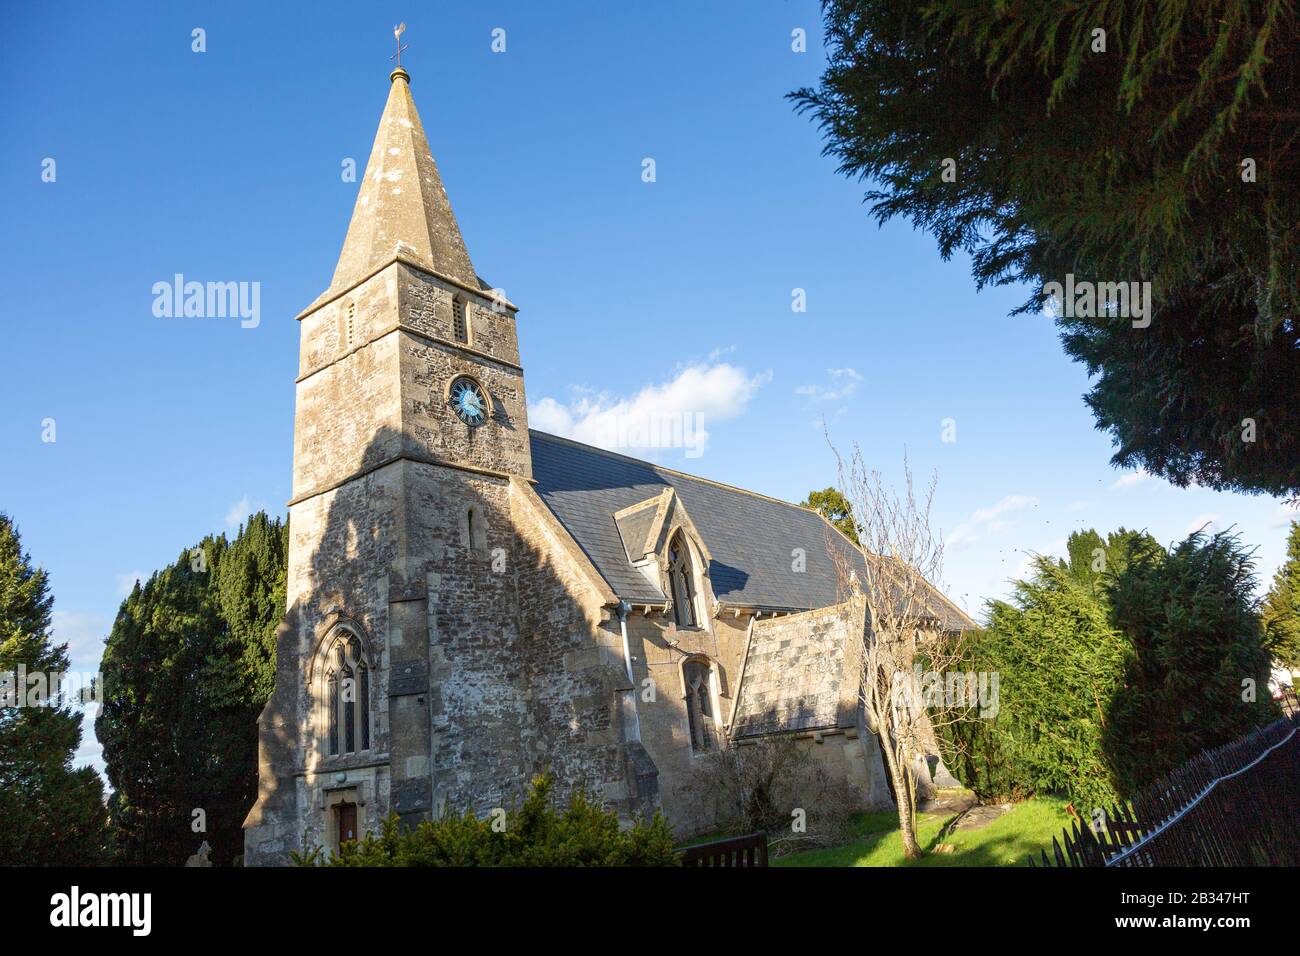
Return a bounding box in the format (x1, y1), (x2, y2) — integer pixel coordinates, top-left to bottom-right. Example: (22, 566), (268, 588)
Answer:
(529, 431), (859, 610)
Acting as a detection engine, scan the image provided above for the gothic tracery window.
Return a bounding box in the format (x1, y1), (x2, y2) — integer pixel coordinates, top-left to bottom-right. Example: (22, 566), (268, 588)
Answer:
(683, 658), (715, 753)
(668, 533), (697, 628)
(325, 634), (370, 757)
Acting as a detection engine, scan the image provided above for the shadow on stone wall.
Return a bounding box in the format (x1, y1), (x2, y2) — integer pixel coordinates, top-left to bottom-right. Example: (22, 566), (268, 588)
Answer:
(677, 706), (884, 848)
(244, 425), (656, 864)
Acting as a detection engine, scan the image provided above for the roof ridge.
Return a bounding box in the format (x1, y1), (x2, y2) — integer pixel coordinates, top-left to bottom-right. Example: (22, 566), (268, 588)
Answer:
(528, 429), (818, 513)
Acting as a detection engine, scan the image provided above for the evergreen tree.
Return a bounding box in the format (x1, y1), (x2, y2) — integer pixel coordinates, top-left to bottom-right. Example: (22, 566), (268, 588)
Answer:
(1262, 522), (1300, 674)
(944, 535), (1144, 809)
(802, 487), (859, 544)
(939, 527), (1276, 808)
(97, 512), (287, 865)
(0, 514), (109, 865)
(1105, 529), (1276, 793)
(792, 1), (1300, 495)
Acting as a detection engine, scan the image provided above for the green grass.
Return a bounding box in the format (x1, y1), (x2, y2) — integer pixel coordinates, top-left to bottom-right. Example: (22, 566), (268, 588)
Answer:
(774, 796), (1072, 867)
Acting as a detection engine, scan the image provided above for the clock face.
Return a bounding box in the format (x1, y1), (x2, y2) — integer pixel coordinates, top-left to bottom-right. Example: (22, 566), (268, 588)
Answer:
(449, 377), (488, 427)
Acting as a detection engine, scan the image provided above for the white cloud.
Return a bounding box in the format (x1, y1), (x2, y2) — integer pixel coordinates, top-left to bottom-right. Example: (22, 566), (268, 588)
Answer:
(1111, 468), (1153, 490)
(49, 615), (109, 779)
(73, 711), (105, 777)
(947, 495), (1040, 549)
(795, 367), (863, 403)
(530, 362), (770, 459)
(1184, 513), (1220, 537)
(50, 611), (109, 670)
(116, 570), (146, 596)
(1273, 502), (1300, 528)
(224, 496), (260, 530)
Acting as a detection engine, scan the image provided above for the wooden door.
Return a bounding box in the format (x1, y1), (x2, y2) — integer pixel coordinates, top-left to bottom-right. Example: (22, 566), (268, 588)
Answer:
(337, 802), (358, 847)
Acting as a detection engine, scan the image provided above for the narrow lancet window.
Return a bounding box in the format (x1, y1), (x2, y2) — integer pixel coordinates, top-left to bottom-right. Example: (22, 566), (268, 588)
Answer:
(668, 534), (697, 628)
(325, 633), (370, 757)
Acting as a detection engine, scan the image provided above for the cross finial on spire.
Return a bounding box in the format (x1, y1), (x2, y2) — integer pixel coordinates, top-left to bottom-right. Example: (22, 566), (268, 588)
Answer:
(390, 22), (408, 69)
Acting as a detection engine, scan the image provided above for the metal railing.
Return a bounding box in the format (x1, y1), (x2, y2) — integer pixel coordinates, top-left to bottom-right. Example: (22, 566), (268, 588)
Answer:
(1035, 715), (1300, 867)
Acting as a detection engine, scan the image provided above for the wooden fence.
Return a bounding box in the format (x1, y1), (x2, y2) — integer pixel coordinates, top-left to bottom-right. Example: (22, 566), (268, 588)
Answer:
(1034, 714), (1300, 866)
(679, 832), (769, 867)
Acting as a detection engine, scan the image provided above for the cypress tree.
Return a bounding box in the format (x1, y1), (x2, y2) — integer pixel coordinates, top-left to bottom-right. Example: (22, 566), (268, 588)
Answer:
(1262, 522), (1300, 676)
(940, 528), (1276, 808)
(0, 514), (109, 865)
(97, 512), (287, 865)
(1105, 530), (1276, 794)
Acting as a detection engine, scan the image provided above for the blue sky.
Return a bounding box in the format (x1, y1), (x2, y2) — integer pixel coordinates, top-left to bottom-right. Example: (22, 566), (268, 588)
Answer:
(2, 1), (1296, 774)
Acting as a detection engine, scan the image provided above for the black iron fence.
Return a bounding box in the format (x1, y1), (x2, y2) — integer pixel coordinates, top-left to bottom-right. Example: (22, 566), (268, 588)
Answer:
(678, 832), (769, 867)
(1035, 714), (1300, 867)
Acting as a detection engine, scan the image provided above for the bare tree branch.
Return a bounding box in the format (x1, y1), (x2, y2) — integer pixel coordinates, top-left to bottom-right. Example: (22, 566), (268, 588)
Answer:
(826, 433), (972, 859)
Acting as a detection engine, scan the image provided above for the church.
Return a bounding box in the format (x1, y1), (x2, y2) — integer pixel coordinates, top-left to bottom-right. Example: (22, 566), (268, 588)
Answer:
(242, 60), (972, 865)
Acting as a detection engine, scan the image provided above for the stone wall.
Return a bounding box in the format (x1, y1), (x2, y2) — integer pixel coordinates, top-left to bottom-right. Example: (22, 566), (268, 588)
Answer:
(508, 479), (651, 816)
(293, 268), (404, 501)
(399, 264), (520, 367)
(732, 603), (863, 738)
(243, 463), (403, 865)
(398, 334), (530, 477)
(621, 609), (750, 834)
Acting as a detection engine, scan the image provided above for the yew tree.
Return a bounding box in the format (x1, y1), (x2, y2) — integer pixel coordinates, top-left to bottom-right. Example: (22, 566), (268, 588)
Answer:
(793, 1), (1300, 495)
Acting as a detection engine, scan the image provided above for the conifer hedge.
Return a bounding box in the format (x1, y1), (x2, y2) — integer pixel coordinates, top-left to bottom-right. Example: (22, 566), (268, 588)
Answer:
(938, 529), (1277, 811)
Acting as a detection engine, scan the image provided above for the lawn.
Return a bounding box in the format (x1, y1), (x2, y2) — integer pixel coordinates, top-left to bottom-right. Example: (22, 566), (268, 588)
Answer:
(774, 795), (1073, 867)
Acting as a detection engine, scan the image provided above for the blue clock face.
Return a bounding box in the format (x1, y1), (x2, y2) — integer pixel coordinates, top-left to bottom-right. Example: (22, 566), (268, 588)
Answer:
(450, 377), (488, 427)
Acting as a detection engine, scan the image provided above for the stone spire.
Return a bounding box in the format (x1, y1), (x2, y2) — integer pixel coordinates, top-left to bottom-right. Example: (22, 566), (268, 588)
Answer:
(324, 67), (478, 298)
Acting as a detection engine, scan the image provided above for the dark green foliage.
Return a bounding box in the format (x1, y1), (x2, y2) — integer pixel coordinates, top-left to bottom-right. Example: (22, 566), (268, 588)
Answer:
(942, 552), (1133, 809)
(792, 1), (1300, 495)
(1263, 522), (1300, 671)
(802, 487), (860, 544)
(0, 514), (110, 865)
(1105, 530), (1277, 794)
(97, 512), (287, 866)
(295, 775), (681, 867)
(938, 528), (1276, 810)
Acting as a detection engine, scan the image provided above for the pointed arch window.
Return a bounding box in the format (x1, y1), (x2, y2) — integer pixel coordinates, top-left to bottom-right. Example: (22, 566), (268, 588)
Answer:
(325, 634), (370, 757)
(668, 533), (697, 628)
(683, 658), (716, 753)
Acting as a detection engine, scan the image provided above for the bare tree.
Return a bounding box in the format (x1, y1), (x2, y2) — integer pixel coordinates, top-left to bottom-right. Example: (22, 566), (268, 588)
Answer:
(827, 440), (970, 859)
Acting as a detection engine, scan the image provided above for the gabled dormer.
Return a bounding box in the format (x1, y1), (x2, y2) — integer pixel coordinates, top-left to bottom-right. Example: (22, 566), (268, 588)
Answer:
(613, 488), (714, 630)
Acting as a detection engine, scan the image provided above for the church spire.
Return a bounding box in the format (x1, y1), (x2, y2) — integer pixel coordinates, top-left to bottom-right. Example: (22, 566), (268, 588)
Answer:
(324, 53), (479, 299)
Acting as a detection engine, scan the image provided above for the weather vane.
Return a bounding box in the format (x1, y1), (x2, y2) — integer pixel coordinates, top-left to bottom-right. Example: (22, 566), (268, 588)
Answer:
(391, 22), (408, 69)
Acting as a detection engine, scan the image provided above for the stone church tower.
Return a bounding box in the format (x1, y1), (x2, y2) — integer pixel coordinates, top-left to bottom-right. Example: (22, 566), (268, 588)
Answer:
(243, 65), (643, 865)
